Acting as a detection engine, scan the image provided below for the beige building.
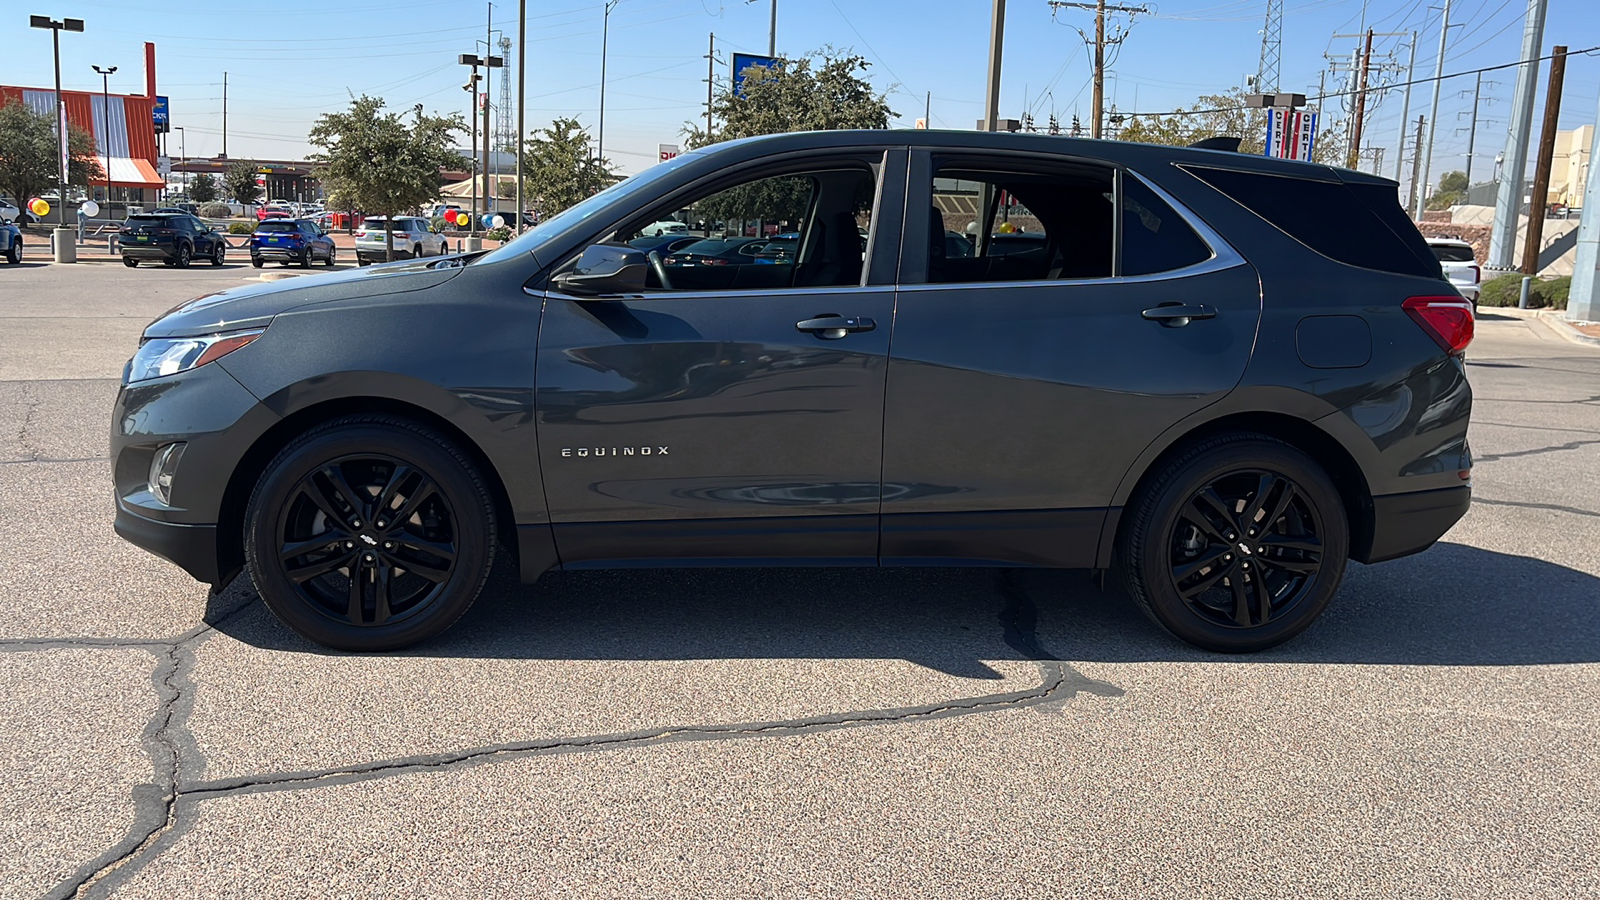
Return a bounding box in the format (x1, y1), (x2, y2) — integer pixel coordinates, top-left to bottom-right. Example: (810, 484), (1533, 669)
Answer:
(1552, 124), (1593, 208)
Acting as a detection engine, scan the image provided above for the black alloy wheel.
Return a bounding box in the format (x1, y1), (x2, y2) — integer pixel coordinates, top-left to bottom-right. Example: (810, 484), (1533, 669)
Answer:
(244, 417), (495, 650)
(1119, 435), (1348, 653)
(325, 245), (336, 267)
(123, 256), (138, 268)
(174, 243), (191, 268)
(5, 241), (19, 264)
(251, 256), (263, 268)
(211, 243), (225, 266)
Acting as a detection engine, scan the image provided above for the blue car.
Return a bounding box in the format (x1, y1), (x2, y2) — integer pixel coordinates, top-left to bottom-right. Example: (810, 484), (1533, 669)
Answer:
(1, 221), (20, 265)
(250, 218), (336, 268)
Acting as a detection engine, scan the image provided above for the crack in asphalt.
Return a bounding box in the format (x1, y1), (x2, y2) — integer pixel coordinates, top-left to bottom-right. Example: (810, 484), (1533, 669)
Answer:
(1473, 497), (1600, 519)
(0, 455), (111, 466)
(13, 381), (42, 462)
(59, 573), (1120, 897)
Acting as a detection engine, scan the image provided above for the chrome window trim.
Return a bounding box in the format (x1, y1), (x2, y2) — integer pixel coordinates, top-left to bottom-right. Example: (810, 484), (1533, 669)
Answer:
(543, 283), (894, 304)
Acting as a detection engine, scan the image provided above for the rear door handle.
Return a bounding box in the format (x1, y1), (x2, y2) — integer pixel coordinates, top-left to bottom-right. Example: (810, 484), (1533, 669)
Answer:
(1141, 304), (1217, 327)
(797, 314), (876, 339)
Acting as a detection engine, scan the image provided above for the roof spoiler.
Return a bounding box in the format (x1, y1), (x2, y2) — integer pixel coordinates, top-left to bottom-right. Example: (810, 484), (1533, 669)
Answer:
(1188, 136), (1242, 152)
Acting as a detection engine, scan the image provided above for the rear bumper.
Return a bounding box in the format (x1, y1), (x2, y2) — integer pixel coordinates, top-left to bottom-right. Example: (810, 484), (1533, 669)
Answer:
(115, 501), (220, 586)
(121, 244), (177, 260)
(252, 247), (310, 261)
(1356, 485), (1472, 564)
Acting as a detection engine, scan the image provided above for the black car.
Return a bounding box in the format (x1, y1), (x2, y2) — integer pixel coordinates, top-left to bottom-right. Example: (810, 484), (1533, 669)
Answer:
(120, 213), (228, 268)
(626, 234), (701, 255)
(111, 130), (1474, 654)
(663, 237), (770, 267)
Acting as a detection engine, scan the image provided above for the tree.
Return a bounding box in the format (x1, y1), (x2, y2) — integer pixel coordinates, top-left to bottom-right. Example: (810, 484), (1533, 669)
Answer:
(309, 96), (466, 260)
(518, 117), (615, 219)
(1428, 169), (1469, 210)
(222, 161), (261, 206)
(0, 99), (102, 224)
(189, 173), (218, 203)
(1116, 88), (1343, 167)
(682, 48), (894, 149)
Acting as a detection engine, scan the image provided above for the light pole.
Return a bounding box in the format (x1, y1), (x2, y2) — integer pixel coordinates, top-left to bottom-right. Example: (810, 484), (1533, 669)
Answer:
(460, 52), (501, 241)
(598, 0), (619, 168)
(29, 15), (84, 232)
(174, 126), (186, 194)
(92, 64), (116, 205)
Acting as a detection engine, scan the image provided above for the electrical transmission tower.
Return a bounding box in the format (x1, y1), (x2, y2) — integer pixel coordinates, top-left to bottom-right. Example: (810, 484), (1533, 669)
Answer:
(495, 35), (515, 177)
(1256, 0), (1282, 93)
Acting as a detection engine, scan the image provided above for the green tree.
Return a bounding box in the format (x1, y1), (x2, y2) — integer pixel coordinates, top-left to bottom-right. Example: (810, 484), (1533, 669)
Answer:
(518, 117), (615, 219)
(1117, 88), (1343, 167)
(0, 99), (102, 224)
(682, 48), (894, 149)
(222, 161), (261, 206)
(188, 172), (218, 204)
(309, 96), (466, 260)
(1428, 169), (1469, 210)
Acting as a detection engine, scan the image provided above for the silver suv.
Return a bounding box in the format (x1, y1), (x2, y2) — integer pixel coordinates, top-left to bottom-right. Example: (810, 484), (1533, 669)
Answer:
(354, 216), (447, 265)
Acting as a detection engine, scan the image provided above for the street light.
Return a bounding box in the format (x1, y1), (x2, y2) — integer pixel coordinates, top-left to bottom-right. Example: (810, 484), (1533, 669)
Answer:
(598, 0), (619, 167)
(92, 64), (116, 205)
(459, 52), (502, 238)
(30, 15), (85, 231)
(174, 126), (186, 194)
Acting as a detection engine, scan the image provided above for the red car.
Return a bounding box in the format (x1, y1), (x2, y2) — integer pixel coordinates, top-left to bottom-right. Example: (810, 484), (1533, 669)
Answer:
(257, 208), (292, 222)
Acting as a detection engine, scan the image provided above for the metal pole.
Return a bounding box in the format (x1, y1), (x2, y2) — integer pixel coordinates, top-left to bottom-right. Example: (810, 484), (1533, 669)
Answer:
(222, 72), (227, 159)
(926, 91), (931, 127)
(1464, 71), (1481, 186)
(1410, 115), (1426, 212)
(469, 68), (479, 235)
(1488, 0), (1548, 269)
(1091, 0), (1105, 138)
(705, 32), (715, 140)
(516, 0), (525, 231)
(1521, 45), (1566, 276)
(1392, 31), (1417, 182)
(485, 3), (493, 229)
(99, 71), (111, 203)
(1416, 0), (1452, 219)
(1348, 28), (1374, 170)
(983, 0), (1006, 132)
(53, 27), (66, 227)
(599, 0), (617, 166)
(1568, 88), (1600, 322)
(768, 0), (776, 57)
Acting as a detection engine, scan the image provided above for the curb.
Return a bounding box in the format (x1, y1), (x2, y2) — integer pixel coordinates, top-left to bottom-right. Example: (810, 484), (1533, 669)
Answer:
(1534, 310), (1600, 348)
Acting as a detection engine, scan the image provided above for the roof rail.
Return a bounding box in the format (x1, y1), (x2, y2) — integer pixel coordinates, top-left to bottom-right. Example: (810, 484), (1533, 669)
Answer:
(1188, 136), (1242, 152)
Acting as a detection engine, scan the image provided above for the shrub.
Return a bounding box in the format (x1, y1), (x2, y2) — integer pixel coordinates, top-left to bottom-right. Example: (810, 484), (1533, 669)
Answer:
(198, 203), (234, 219)
(1479, 273), (1571, 309)
(485, 225), (512, 243)
(228, 222), (254, 235)
(430, 216), (448, 234)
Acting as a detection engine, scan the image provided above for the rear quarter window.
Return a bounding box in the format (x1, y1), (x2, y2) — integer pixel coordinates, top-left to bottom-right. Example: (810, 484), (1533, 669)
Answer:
(1184, 166), (1441, 279)
(1431, 244), (1476, 263)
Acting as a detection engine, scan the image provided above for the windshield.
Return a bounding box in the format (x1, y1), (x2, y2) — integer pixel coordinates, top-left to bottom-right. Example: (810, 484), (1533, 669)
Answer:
(256, 221), (299, 233)
(474, 151), (702, 266)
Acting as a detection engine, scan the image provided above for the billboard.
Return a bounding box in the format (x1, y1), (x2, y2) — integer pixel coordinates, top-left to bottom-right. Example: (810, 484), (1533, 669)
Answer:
(657, 143), (679, 163)
(153, 95), (169, 133)
(1264, 109), (1317, 162)
(731, 53), (779, 97)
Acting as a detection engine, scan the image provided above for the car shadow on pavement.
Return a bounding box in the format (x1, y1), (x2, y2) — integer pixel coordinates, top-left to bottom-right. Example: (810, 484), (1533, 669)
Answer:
(205, 542), (1599, 671)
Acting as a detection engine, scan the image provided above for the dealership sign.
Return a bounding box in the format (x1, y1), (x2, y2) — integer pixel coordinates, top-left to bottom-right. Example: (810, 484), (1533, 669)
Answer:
(732, 53), (779, 97)
(153, 95), (169, 134)
(657, 143), (679, 163)
(1264, 109), (1316, 162)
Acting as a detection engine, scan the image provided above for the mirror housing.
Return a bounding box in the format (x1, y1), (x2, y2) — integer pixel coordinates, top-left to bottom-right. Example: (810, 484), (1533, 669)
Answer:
(553, 243), (649, 297)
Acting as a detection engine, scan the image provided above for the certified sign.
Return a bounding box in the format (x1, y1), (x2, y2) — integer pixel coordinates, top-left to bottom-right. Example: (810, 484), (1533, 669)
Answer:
(657, 143), (679, 163)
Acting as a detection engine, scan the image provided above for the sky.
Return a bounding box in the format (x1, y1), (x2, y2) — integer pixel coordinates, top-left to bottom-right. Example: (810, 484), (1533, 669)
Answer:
(4, 0), (1598, 186)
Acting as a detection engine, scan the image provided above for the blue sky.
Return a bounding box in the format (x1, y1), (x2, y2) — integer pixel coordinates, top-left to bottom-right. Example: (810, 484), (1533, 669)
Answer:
(5, 0), (1597, 183)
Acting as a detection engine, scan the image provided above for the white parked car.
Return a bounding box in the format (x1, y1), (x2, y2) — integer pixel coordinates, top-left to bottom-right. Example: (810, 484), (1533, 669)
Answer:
(640, 219), (689, 237)
(354, 215), (448, 264)
(1426, 237), (1480, 306)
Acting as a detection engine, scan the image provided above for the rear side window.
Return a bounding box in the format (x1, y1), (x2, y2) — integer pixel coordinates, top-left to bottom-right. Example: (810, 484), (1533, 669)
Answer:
(1121, 176), (1213, 276)
(1431, 244), (1475, 262)
(1186, 167), (1440, 278)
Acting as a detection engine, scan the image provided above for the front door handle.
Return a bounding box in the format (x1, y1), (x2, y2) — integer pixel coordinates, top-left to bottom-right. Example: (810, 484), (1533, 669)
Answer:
(797, 314), (877, 339)
(1141, 304), (1217, 327)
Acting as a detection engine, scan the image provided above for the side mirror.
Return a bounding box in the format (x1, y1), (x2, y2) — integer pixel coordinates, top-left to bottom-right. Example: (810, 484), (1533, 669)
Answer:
(552, 243), (649, 297)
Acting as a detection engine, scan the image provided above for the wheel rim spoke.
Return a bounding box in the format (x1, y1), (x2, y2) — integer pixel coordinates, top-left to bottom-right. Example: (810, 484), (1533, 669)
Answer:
(1194, 488), (1237, 534)
(346, 557), (366, 623)
(374, 465), (416, 519)
(373, 564), (392, 625)
(1239, 474), (1279, 530)
(1181, 505), (1230, 545)
(320, 465), (370, 524)
(1177, 563), (1231, 599)
(280, 535), (344, 562)
(1251, 569), (1273, 624)
(285, 549), (356, 583)
(1263, 481), (1298, 531)
(390, 551), (451, 583)
(1259, 556), (1319, 575)
(1172, 547), (1230, 583)
(1229, 572), (1251, 626)
(1260, 533), (1322, 553)
(390, 480), (439, 527)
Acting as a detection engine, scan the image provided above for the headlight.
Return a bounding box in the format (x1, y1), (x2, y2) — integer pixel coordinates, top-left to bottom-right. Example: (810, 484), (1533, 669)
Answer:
(126, 329), (264, 384)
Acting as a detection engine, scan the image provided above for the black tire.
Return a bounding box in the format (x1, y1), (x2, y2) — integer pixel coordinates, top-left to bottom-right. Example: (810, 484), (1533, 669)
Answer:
(211, 243), (225, 266)
(5, 241), (19, 264)
(243, 416), (497, 651)
(325, 245), (336, 267)
(123, 256), (138, 267)
(300, 247), (313, 268)
(174, 243), (191, 268)
(250, 257), (263, 268)
(1118, 434), (1349, 653)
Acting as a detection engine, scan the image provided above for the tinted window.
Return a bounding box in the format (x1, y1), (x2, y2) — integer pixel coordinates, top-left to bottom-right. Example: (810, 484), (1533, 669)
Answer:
(1431, 244), (1475, 263)
(927, 165), (1114, 283)
(257, 221), (298, 233)
(1186, 166), (1439, 278)
(1121, 176), (1212, 276)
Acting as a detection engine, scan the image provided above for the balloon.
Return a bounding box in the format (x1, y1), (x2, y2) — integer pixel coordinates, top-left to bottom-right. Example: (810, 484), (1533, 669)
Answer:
(29, 198), (49, 217)
(81, 200), (100, 218)
(482, 214), (494, 229)
(443, 209), (458, 225)
(489, 215), (505, 228)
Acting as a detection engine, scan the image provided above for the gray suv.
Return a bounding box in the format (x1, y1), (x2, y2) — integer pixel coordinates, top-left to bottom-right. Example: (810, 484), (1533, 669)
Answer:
(110, 130), (1474, 654)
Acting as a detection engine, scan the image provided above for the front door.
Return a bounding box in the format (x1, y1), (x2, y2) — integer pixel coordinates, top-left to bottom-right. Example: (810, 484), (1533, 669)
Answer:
(881, 151), (1263, 567)
(536, 154), (903, 566)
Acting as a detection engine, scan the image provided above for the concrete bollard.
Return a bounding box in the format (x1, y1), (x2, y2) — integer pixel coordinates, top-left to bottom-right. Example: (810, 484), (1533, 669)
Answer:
(52, 227), (77, 263)
(1519, 276), (1532, 309)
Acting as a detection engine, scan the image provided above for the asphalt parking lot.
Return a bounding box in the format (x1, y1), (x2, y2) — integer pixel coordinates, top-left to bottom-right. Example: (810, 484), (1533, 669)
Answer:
(3, 261), (1598, 899)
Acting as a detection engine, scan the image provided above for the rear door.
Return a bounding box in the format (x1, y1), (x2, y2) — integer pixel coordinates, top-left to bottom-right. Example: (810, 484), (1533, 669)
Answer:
(881, 150), (1262, 567)
(535, 150), (906, 566)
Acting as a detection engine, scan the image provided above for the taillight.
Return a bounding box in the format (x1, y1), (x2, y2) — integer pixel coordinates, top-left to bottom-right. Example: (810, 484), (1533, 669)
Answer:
(703, 258), (728, 265)
(1469, 264), (1481, 284)
(1403, 296), (1474, 356)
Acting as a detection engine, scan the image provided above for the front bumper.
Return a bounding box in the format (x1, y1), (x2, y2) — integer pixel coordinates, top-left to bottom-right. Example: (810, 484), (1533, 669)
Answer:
(1357, 485), (1472, 564)
(115, 501), (221, 585)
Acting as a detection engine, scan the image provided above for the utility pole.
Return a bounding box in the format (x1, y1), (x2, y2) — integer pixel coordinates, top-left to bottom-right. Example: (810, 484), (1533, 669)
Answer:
(598, 0), (618, 167)
(1410, 115), (1426, 213)
(984, 0), (1006, 132)
(1521, 45), (1566, 276)
(222, 72), (228, 159)
(704, 32), (715, 139)
(516, 0), (525, 229)
(1459, 72), (1487, 185)
(767, 0), (776, 56)
(1348, 28), (1374, 170)
(1392, 31), (1417, 182)
(1416, 0), (1453, 219)
(485, 3), (495, 224)
(1488, 0), (1548, 269)
(1049, 1), (1147, 139)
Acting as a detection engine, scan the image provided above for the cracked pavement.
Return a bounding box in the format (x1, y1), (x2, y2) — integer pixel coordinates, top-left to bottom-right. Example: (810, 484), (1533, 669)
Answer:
(2, 266), (1598, 898)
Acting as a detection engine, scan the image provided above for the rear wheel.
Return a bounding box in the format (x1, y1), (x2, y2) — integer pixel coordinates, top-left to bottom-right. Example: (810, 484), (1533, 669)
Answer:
(123, 256), (138, 268)
(1118, 435), (1349, 653)
(174, 243), (191, 268)
(243, 417), (497, 651)
(250, 256), (263, 268)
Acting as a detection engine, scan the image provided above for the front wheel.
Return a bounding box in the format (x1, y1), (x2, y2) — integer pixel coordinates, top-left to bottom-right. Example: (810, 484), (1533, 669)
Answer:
(250, 256), (263, 268)
(174, 243), (191, 268)
(211, 243), (225, 266)
(5, 241), (19, 264)
(325, 245), (336, 267)
(123, 256), (138, 268)
(1118, 435), (1349, 653)
(243, 417), (497, 651)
